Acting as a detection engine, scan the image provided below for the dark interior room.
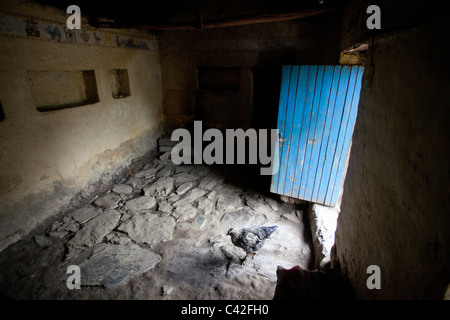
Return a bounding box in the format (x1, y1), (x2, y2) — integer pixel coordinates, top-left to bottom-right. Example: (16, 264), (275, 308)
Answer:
(0, 0), (448, 302)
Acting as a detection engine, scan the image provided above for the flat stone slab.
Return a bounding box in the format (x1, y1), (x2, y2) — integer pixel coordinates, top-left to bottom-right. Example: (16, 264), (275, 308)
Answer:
(48, 216), (80, 238)
(123, 196), (157, 212)
(93, 193), (122, 209)
(155, 165), (174, 177)
(171, 203), (197, 222)
(124, 176), (147, 190)
(172, 172), (199, 184)
(216, 189), (244, 213)
(158, 200), (172, 214)
(175, 181), (194, 196)
(172, 188), (207, 207)
(219, 208), (262, 232)
(70, 205), (102, 224)
(117, 212), (175, 246)
(197, 197), (214, 215)
(143, 177), (175, 197)
(78, 243), (162, 288)
(134, 167), (160, 179)
(198, 172), (224, 191)
(243, 193), (274, 216)
(69, 210), (121, 248)
(112, 184), (133, 195)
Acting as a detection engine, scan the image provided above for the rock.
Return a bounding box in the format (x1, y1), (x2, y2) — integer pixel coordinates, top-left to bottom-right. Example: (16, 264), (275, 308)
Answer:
(34, 235), (52, 248)
(93, 192), (122, 209)
(219, 208), (257, 232)
(48, 228), (68, 239)
(78, 243), (162, 288)
(48, 217), (80, 238)
(143, 177), (174, 197)
(207, 190), (218, 202)
(122, 190), (142, 201)
(123, 196), (157, 212)
(155, 165), (174, 177)
(216, 190), (243, 213)
(120, 212), (132, 222)
(173, 188), (207, 207)
(281, 210), (302, 223)
(64, 220), (80, 233)
(0, 233), (21, 253)
(153, 157), (172, 166)
(171, 203), (197, 222)
(112, 184), (133, 195)
(194, 216), (207, 229)
(167, 194), (181, 203)
(159, 146), (172, 153)
(69, 210), (121, 248)
(106, 233), (132, 245)
(243, 193), (274, 216)
(117, 212), (175, 246)
(134, 167), (159, 179)
(264, 197), (279, 212)
(197, 197), (214, 215)
(198, 171), (224, 191)
(158, 200), (172, 214)
(159, 151), (171, 160)
(71, 205), (102, 224)
(124, 176), (147, 190)
(176, 222), (191, 230)
(162, 285), (174, 296)
(173, 165), (193, 173)
(308, 203), (339, 269)
(175, 181), (194, 195)
(172, 172), (199, 184)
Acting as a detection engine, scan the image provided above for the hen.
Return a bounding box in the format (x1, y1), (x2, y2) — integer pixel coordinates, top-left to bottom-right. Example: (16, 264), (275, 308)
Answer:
(226, 225), (278, 265)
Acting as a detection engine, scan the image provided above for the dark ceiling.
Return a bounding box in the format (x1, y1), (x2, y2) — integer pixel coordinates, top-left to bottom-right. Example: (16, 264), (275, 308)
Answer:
(36, 0), (345, 29)
(34, 0), (445, 33)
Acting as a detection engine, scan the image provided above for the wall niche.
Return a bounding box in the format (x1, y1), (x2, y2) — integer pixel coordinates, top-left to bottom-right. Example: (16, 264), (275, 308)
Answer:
(29, 70), (99, 112)
(109, 69), (131, 99)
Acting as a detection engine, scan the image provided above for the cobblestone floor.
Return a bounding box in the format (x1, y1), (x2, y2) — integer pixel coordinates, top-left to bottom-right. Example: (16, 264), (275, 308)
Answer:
(0, 153), (313, 299)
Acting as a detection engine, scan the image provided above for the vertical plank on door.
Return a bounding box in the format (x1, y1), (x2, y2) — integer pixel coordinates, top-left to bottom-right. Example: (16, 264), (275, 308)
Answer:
(271, 65), (365, 207)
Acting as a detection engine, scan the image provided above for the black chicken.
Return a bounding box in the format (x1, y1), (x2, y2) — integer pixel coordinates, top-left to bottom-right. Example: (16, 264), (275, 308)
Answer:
(226, 225), (278, 265)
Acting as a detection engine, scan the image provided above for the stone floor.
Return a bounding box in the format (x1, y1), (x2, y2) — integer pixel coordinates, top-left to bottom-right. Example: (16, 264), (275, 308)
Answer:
(0, 153), (313, 300)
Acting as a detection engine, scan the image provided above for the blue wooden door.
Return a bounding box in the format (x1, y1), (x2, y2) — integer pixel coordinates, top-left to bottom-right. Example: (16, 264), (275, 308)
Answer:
(270, 65), (364, 207)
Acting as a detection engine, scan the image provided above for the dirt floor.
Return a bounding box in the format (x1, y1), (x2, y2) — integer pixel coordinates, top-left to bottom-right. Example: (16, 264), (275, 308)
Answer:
(0, 153), (313, 300)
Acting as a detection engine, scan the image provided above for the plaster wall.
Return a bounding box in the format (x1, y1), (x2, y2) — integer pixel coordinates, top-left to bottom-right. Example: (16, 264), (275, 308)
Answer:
(160, 12), (342, 130)
(334, 6), (450, 298)
(0, 3), (164, 247)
